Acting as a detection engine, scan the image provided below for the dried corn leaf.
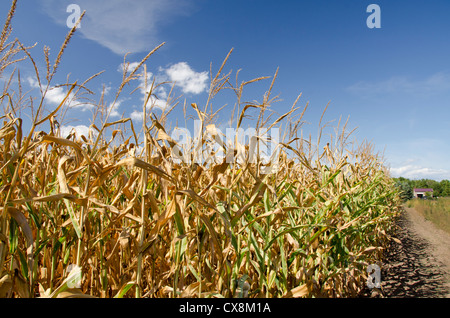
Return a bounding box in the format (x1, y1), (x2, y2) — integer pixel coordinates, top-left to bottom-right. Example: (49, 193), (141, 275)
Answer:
(283, 284), (309, 298)
(115, 157), (174, 182)
(11, 193), (87, 206)
(41, 135), (91, 164)
(56, 288), (98, 298)
(0, 275), (12, 298)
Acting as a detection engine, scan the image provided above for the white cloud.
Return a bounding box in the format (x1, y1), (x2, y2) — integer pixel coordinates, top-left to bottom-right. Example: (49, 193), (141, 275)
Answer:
(390, 164), (450, 181)
(150, 95), (169, 109)
(26, 76), (90, 110)
(129, 94), (168, 120)
(130, 110), (144, 122)
(138, 71), (155, 96)
(164, 62), (208, 94)
(27, 76), (40, 89)
(135, 71), (169, 110)
(156, 86), (168, 100)
(141, 82), (169, 110)
(45, 86), (71, 105)
(108, 99), (125, 118)
(386, 138), (450, 181)
(42, 0), (194, 55)
(117, 60), (208, 111)
(60, 124), (95, 140)
(118, 62), (141, 74)
(102, 84), (112, 96)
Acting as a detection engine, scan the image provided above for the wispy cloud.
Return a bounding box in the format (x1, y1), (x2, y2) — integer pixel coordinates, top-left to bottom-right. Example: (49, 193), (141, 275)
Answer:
(390, 164), (450, 181)
(41, 0), (194, 55)
(386, 138), (450, 181)
(347, 72), (450, 96)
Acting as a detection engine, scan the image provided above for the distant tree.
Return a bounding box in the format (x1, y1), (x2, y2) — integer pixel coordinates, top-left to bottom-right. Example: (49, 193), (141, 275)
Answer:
(440, 179), (450, 197)
(415, 178), (437, 190)
(395, 180), (413, 201)
(393, 177), (450, 199)
(432, 182), (442, 197)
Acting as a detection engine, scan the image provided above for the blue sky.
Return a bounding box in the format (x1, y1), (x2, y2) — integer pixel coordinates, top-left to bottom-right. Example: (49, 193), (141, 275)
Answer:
(1, 0), (450, 180)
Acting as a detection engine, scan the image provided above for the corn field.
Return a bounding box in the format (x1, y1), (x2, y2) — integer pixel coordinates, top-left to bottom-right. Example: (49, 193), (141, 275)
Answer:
(0, 1), (402, 298)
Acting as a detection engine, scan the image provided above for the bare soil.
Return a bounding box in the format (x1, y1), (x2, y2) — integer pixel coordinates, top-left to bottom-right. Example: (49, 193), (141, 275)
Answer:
(361, 207), (450, 298)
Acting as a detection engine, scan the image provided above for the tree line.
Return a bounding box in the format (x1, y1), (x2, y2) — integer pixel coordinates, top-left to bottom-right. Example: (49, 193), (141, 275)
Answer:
(393, 177), (450, 201)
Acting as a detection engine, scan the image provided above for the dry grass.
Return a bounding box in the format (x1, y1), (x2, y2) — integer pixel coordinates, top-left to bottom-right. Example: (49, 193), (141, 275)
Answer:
(407, 198), (450, 235)
(0, 1), (402, 298)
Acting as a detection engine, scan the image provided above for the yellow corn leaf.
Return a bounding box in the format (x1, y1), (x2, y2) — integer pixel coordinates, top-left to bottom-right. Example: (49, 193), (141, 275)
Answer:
(283, 284), (309, 298)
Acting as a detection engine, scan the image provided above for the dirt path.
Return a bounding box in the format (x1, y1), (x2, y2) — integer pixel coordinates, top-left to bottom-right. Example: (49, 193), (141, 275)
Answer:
(363, 207), (450, 297)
